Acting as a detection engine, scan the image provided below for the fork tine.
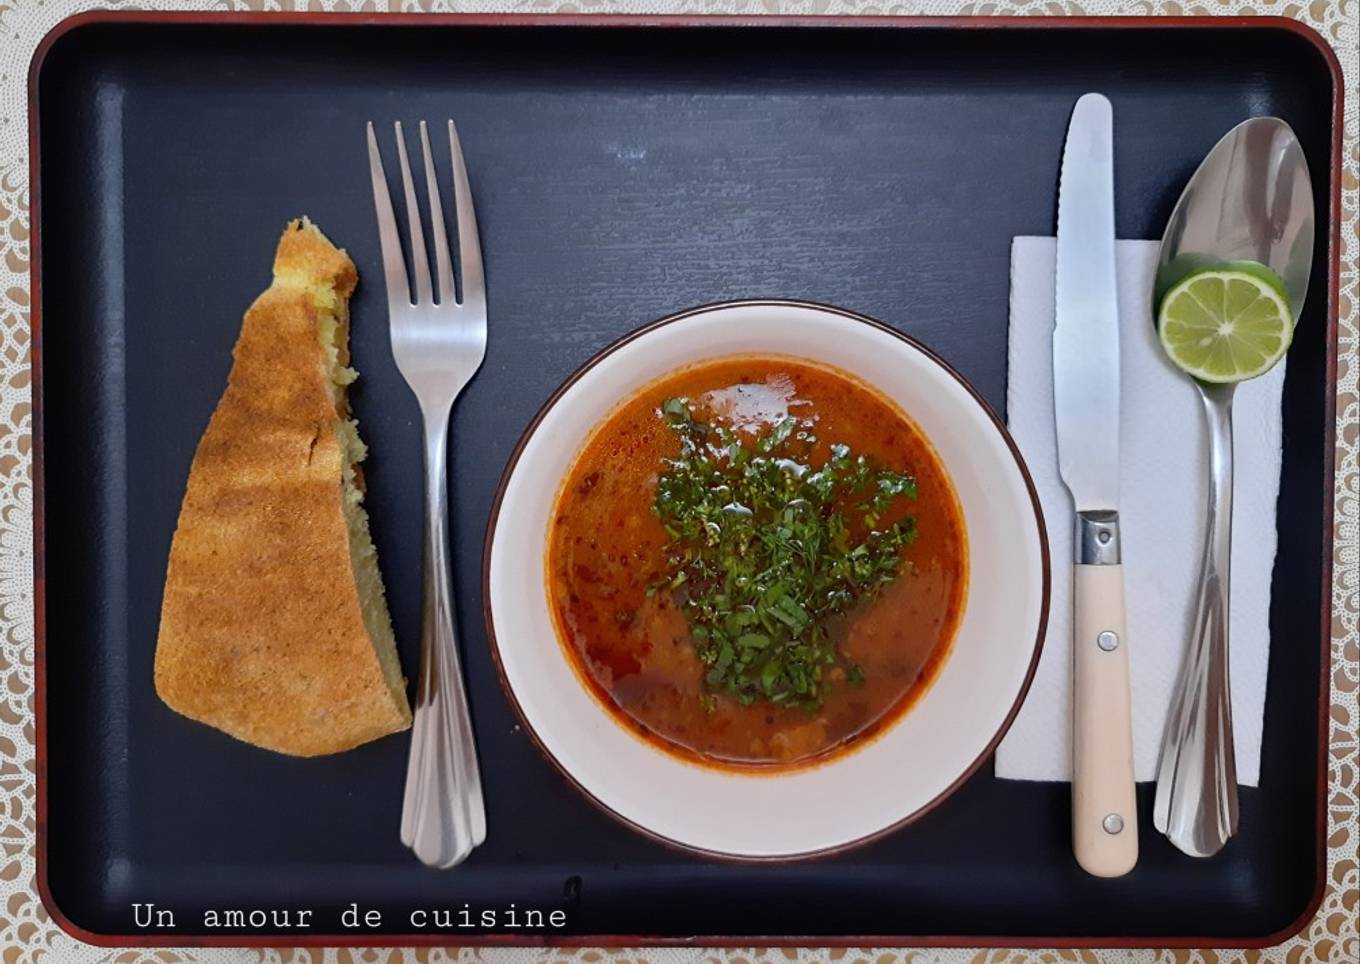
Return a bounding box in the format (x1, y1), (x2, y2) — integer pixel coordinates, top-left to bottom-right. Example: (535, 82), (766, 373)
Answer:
(366, 122), (410, 306)
(419, 121), (456, 306)
(447, 120), (485, 313)
(394, 121), (433, 306)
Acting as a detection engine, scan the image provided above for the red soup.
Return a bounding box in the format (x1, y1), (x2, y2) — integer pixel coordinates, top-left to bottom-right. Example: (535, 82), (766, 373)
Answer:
(547, 356), (966, 770)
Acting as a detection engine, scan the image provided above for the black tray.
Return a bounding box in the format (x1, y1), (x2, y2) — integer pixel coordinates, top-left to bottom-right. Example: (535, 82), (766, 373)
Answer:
(33, 12), (1341, 949)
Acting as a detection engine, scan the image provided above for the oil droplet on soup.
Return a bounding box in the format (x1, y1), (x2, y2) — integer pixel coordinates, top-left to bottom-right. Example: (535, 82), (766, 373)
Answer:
(547, 357), (966, 770)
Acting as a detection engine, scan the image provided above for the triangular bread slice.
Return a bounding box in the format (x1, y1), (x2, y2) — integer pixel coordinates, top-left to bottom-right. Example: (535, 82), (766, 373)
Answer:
(155, 218), (412, 756)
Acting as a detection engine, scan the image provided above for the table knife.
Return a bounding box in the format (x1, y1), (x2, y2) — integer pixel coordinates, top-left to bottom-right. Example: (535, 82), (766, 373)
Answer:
(1054, 92), (1139, 878)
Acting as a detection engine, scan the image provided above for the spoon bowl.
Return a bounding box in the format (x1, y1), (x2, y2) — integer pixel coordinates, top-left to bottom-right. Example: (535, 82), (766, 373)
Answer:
(1156, 117), (1314, 321)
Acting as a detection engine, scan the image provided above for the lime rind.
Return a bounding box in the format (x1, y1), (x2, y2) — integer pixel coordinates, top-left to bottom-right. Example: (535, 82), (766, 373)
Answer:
(1156, 266), (1294, 384)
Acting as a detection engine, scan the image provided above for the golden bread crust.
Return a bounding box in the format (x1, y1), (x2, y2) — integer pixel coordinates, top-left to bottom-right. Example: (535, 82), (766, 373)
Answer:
(155, 219), (411, 756)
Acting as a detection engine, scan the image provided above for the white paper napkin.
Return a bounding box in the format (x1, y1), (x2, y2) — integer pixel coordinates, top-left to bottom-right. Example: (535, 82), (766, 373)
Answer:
(994, 236), (1283, 786)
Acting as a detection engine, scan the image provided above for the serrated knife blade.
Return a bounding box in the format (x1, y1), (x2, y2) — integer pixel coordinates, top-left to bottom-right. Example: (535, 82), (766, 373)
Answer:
(1055, 92), (1139, 879)
(1055, 93), (1120, 512)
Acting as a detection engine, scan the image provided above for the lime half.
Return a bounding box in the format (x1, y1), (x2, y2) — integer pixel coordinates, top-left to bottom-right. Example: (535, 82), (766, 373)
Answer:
(1156, 264), (1293, 383)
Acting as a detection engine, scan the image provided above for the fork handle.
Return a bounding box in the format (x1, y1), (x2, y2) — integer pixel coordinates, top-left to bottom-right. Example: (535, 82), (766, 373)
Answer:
(400, 409), (487, 868)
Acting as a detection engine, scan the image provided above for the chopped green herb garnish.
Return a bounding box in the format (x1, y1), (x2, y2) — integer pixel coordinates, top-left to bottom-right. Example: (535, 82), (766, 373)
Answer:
(652, 398), (918, 711)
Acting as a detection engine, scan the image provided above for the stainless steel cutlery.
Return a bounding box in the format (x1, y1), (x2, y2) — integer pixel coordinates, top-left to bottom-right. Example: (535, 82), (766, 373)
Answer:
(367, 119), (488, 869)
(1054, 92), (1139, 878)
(1151, 117), (1314, 858)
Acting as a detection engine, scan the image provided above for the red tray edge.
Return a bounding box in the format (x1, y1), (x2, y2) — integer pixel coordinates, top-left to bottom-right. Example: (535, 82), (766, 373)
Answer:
(25, 8), (1344, 952)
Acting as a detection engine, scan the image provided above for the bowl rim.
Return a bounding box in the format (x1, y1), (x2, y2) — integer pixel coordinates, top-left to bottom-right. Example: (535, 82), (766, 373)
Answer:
(481, 298), (1052, 863)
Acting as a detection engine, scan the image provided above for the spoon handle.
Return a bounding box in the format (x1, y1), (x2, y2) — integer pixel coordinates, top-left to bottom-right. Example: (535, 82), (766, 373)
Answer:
(1154, 382), (1239, 856)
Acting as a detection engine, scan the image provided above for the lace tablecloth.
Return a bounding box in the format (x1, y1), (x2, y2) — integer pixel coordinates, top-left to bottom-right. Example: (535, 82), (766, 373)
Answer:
(0, 1), (1352, 961)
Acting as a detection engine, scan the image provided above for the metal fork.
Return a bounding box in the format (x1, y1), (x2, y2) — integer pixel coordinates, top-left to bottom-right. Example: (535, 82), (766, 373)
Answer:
(367, 119), (487, 869)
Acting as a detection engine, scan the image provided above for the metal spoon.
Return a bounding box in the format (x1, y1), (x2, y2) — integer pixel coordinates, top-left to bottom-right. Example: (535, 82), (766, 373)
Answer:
(1152, 117), (1313, 857)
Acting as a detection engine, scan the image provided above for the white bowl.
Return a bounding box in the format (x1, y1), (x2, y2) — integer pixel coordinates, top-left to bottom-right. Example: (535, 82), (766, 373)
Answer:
(484, 301), (1049, 860)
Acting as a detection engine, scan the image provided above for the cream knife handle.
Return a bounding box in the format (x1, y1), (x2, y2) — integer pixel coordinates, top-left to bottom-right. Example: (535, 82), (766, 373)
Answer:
(1071, 513), (1139, 878)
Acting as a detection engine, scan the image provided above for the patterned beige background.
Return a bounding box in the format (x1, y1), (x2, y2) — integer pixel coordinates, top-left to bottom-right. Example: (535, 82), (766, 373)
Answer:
(1, 0), (1354, 961)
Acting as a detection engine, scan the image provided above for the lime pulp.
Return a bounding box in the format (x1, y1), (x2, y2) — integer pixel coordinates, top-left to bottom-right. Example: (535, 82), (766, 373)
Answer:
(1155, 262), (1293, 384)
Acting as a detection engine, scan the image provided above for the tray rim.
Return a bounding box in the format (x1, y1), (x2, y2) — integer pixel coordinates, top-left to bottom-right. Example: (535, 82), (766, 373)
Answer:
(27, 8), (1344, 951)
